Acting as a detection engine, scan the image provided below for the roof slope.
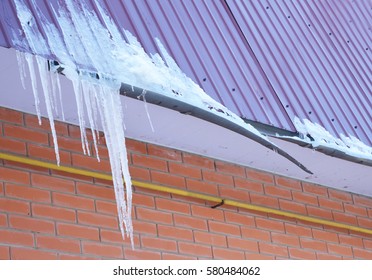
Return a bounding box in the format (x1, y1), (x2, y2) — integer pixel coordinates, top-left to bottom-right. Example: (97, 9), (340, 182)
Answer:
(0, 0), (371, 145)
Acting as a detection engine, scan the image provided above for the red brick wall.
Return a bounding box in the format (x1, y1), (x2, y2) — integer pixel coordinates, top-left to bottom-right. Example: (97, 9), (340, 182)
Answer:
(0, 107), (371, 259)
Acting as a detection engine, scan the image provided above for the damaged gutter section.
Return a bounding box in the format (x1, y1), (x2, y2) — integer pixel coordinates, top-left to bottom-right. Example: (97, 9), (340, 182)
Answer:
(279, 118), (372, 167)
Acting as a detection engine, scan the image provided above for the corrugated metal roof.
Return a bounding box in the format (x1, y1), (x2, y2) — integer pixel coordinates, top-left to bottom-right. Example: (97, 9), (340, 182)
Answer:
(0, 0), (371, 145)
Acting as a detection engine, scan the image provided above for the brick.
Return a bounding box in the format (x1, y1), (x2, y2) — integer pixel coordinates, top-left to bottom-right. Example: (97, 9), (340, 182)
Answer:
(0, 197), (30, 215)
(344, 204), (368, 217)
(275, 176), (302, 190)
(306, 206), (333, 220)
(353, 248), (372, 259)
(0, 229), (34, 246)
(245, 253), (274, 260)
(224, 212), (255, 227)
(100, 229), (139, 247)
(191, 204), (224, 221)
(0, 213), (7, 226)
(182, 153), (214, 169)
(57, 223), (99, 241)
(51, 169), (93, 183)
(72, 153), (111, 173)
(5, 183), (50, 203)
(76, 182), (114, 200)
(194, 231), (227, 247)
(316, 253), (342, 260)
(137, 205), (173, 224)
(327, 243), (353, 257)
(95, 200), (117, 215)
(300, 238), (327, 251)
(0, 138), (26, 154)
(162, 253), (197, 260)
(78, 211), (118, 229)
(126, 138), (147, 154)
(82, 241), (123, 258)
(250, 193), (279, 208)
(25, 114), (68, 136)
(227, 237), (258, 252)
(0, 107), (23, 124)
(132, 154), (167, 171)
(363, 239), (372, 249)
(234, 177), (263, 193)
(312, 229), (339, 243)
(32, 204), (76, 222)
(28, 143), (71, 164)
(186, 179), (218, 195)
(292, 191), (319, 206)
(151, 171), (186, 189)
(147, 144), (181, 161)
(178, 242), (212, 258)
(215, 161), (245, 177)
(169, 162), (201, 179)
(332, 212), (358, 225)
(357, 217), (372, 229)
(132, 220), (157, 235)
(0, 166), (30, 185)
(174, 214), (208, 230)
(68, 125), (93, 140)
(157, 224), (192, 241)
(241, 227), (271, 242)
(129, 166), (150, 181)
(272, 232), (300, 247)
(31, 173), (75, 193)
(141, 236), (177, 252)
(302, 182), (328, 196)
(289, 248), (316, 259)
(279, 199), (307, 215)
(202, 170), (234, 186)
(4, 160), (49, 174)
(155, 197), (189, 214)
(265, 185), (291, 198)
(219, 186), (250, 201)
(4, 124), (48, 144)
(256, 218), (285, 232)
(59, 254), (98, 260)
(0, 246), (9, 260)
(259, 243), (288, 258)
(353, 195), (372, 207)
(208, 220), (240, 236)
(338, 235), (363, 247)
(328, 189), (352, 202)
(36, 235), (80, 253)
(52, 135), (83, 153)
(9, 215), (55, 234)
(52, 192), (95, 211)
(213, 247), (244, 259)
(318, 197), (344, 211)
(11, 247), (57, 260)
(285, 223), (312, 237)
(246, 169), (274, 184)
(124, 248), (161, 260)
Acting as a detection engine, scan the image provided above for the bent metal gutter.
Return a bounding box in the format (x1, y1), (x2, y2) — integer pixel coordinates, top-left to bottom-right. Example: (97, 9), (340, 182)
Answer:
(0, 152), (370, 235)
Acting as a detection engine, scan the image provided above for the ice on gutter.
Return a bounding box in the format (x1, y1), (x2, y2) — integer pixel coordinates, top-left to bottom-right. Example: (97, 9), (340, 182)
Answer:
(12, 0), (311, 243)
(291, 117), (372, 163)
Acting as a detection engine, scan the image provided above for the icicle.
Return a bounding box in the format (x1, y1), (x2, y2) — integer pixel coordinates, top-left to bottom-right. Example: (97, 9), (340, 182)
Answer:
(139, 89), (155, 132)
(71, 78), (90, 156)
(35, 56), (60, 165)
(24, 53), (42, 125)
(82, 80), (100, 162)
(16, 50), (27, 89)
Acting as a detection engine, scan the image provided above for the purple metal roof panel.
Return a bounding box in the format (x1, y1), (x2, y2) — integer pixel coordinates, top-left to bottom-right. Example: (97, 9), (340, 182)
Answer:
(0, 0), (371, 145)
(226, 0), (371, 145)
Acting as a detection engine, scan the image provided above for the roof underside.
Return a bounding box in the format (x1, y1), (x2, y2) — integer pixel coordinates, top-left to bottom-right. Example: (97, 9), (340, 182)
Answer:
(0, 0), (371, 145)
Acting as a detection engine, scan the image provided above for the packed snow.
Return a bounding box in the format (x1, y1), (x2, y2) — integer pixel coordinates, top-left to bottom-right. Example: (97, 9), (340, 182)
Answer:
(293, 117), (372, 161)
(12, 0), (297, 244)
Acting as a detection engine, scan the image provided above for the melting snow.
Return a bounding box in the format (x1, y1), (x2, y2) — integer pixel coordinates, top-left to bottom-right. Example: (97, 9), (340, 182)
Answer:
(293, 117), (372, 160)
